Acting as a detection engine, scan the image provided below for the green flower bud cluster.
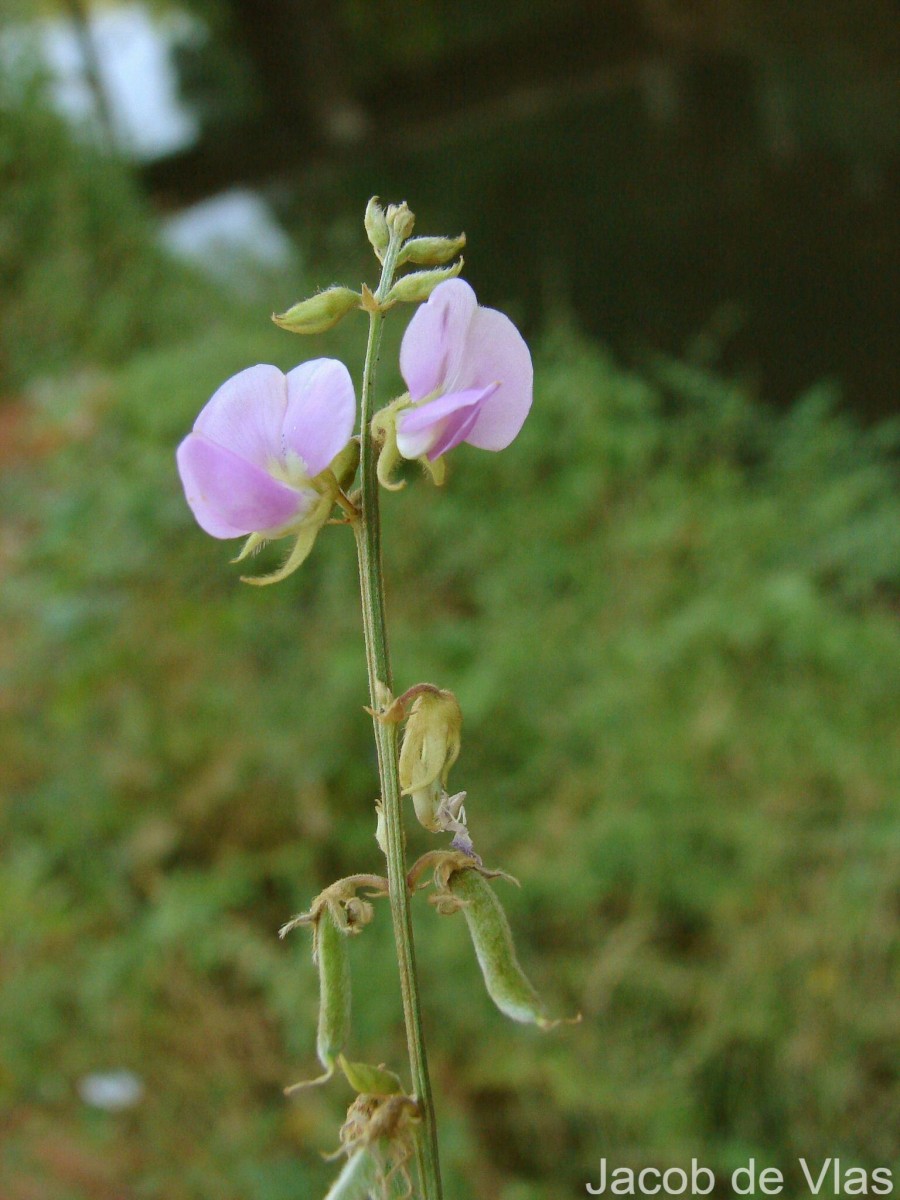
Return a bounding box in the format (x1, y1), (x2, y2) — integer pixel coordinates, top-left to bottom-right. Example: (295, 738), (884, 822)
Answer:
(365, 196), (465, 306)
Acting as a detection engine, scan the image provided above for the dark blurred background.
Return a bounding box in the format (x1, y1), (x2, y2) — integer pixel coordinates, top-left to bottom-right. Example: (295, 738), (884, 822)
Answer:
(1, 2), (898, 1199)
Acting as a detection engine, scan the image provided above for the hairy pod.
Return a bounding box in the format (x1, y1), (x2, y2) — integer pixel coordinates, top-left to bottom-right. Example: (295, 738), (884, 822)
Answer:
(315, 905), (351, 1077)
(448, 867), (549, 1027)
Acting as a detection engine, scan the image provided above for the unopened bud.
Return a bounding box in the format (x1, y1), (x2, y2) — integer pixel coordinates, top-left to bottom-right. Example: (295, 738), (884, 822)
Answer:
(385, 201), (415, 242)
(338, 1055), (403, 1096)
(273, 287), (360, 335)
(387, 259), (464, 305)
(399, 688), (463, 834)
(329, 437), (360, 493)
(398, 233), (466, 267)
(364, 197), (390, 258)
(374, 800), (387, 855)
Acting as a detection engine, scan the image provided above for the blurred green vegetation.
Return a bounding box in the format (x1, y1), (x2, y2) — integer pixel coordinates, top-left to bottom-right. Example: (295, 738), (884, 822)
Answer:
(2, 54), (900, 1200)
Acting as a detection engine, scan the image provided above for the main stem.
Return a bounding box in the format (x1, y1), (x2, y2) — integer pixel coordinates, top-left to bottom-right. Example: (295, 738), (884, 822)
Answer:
(353, 229), (443, 1199)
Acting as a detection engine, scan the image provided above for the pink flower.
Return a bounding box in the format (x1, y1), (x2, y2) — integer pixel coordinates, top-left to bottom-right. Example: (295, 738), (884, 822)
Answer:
(395, 279), (532, 463)
(177, 359), (354, 539)
(176, 360), (356, 583)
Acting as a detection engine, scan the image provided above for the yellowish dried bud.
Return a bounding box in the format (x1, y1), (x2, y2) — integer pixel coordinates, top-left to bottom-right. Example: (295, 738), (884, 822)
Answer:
(387, 258), (464, 305)
(273, 287), (360, 335)
(398, 233), (466, 267)
(399, 688), (463, 833)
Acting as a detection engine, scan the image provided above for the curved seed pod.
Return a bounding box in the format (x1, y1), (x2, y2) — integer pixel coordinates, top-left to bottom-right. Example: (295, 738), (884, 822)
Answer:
(448, 867), (550, 1027)
(284, 906), (350, 1092)
(323, 1148), (378, 1199)
(315, 905), (351, 1076)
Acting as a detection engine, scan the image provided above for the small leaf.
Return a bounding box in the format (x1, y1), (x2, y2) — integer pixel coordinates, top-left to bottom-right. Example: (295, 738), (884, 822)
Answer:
(338, 1054), (403, 1096)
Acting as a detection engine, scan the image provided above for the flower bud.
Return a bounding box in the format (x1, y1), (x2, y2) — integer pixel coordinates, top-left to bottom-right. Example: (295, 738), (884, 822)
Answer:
(329, 437), (360, 493)
(338, 1055), (403, 1096)
(398, 689), (462, 833)
(387, 259), (463, 305)
(273, 287), (361, 335)
(364, 196), (390, 258)
(397, 233), (466, 267)
(385, 201), (415, 241)
(374, 800), (387, 855)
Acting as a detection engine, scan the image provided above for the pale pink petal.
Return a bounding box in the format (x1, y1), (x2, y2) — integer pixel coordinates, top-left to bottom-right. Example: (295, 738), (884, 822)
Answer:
(177, 432), (309, 539)
(193, 365), (287, 470)
(399, 279), (478, 400)
(283, 358), (356, 476)
(396, 385), (495, 460)
(452, 306), (533, 451)
(426, 404), (483, 460)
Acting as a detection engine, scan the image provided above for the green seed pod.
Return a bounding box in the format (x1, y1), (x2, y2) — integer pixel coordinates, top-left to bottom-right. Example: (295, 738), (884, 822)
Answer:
(273, 287), (361, 334)
(397, 233), (466, 267)
(448, 868), (550, 1027)
(315, 905), (351, 1076)
(323, 1148), (378, 1200)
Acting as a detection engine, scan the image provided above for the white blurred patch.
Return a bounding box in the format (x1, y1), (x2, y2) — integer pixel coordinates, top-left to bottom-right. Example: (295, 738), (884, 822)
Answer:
(160, 188), (295, 274)
(20, 4), (200, 160)
(78, 1070), (145, 1111)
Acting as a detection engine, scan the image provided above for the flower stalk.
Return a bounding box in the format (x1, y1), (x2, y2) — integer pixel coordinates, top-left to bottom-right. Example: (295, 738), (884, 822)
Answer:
(352, 209), (444, 1199)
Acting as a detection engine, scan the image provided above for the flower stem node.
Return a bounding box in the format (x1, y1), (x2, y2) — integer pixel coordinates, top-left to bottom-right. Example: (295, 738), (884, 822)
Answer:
(325, 1093), (421, 1198)
(387, 259), (464, 306)
(397, 687), (463, 832)
(273, 287), (361, 335)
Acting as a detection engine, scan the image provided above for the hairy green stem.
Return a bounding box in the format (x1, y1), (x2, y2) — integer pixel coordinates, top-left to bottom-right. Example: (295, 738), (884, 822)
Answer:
(353, 224), (443, 1199)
